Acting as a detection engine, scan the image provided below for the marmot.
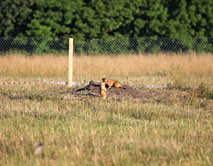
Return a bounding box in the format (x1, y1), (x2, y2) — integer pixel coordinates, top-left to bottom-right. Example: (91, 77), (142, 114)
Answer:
(100, 82), (107, 99)
(102, 78), (126, 89)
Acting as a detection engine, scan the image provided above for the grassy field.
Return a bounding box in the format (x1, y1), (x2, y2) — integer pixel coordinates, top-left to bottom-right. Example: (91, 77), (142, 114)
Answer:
(0, 54), (213, 166)
(0, 53), (213, 85)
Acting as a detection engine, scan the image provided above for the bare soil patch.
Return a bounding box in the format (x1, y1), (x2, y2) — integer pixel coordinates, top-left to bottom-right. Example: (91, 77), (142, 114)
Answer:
(72, 81), (187, 102)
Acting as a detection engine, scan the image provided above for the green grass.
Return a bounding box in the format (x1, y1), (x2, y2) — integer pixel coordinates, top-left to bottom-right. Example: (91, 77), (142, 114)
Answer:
(0, 54), (213, 165)
(0, 83), (213, 166)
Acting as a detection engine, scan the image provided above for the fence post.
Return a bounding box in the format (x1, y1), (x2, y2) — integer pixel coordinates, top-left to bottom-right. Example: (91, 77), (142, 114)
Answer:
(68, 38), (73, 87)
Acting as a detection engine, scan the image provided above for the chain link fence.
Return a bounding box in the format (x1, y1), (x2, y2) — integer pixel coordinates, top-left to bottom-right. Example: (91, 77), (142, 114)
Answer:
(0, 37), (68, 55)
(0, 37), (213, 55)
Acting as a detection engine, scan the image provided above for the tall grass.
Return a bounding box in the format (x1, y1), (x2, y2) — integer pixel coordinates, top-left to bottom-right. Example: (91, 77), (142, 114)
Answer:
(74, 53), (213, 77)
(0, 54), (67, 77)
(0, 53), (212, 77)
(1, 53), (213, 85)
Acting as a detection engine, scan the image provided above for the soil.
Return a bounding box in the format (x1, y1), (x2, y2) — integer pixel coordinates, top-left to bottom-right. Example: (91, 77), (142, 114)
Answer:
(72, 80), (187, 102)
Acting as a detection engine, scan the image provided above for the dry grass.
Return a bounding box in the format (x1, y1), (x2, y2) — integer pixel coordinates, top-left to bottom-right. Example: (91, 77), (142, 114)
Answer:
(1, 53), (213, 86)
(0, 84), (212, 166)
(1, 53), (213, 78)
(74, 53), (213, 77)
(0, 54), (67, 77)
(0, 53), (213, 165)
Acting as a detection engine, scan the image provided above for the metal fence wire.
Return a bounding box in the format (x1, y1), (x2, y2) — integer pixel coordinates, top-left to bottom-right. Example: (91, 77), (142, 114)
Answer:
(0, 37), (213, 55)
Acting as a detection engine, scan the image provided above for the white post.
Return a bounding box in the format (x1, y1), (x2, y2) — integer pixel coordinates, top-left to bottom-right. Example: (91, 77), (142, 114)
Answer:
(68, 38), (73, 87)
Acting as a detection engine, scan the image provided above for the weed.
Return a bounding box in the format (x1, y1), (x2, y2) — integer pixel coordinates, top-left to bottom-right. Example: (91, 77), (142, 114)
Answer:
(193, 83), (213, 99)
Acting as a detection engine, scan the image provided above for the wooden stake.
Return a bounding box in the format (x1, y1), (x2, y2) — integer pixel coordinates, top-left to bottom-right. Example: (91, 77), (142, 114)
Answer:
(68, 38), (73, 87)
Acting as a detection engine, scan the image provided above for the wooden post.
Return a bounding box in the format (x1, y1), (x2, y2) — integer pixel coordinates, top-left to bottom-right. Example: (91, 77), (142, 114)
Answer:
(68, 38), (73, 87)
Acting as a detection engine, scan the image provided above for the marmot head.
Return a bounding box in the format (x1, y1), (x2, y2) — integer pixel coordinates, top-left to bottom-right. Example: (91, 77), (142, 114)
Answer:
(102, 78), (107, 82)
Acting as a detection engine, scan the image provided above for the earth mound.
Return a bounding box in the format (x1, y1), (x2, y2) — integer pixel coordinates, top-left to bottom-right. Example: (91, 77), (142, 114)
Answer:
(75, 80), (153, 99)
(70, 80), (190, 103)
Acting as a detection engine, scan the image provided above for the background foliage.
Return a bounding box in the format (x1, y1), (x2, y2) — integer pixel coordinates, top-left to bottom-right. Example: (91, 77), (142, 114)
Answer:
(0, 0), (213, 54)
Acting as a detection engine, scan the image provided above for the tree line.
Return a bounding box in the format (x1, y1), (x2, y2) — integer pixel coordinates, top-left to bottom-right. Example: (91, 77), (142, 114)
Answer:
(0, 0), (213, 54)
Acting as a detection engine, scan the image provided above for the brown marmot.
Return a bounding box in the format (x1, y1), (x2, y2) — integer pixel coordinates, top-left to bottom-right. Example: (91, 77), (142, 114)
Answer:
(102, 78), (126, 89)
(100, 82), (107, 99)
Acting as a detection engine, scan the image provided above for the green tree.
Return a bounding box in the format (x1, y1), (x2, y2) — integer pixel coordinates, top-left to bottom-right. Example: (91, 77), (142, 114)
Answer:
(0, 0), (34, 37)
(127, 0), (169, 38)
(0, 0), (213, 54)
(187, 0), (213, 37)
(26, 0), (74, 37)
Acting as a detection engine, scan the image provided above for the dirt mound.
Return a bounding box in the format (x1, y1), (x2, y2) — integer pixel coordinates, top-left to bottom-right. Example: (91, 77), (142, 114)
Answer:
(75, 80), (153, 99)
(72, 80), (191, 103)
